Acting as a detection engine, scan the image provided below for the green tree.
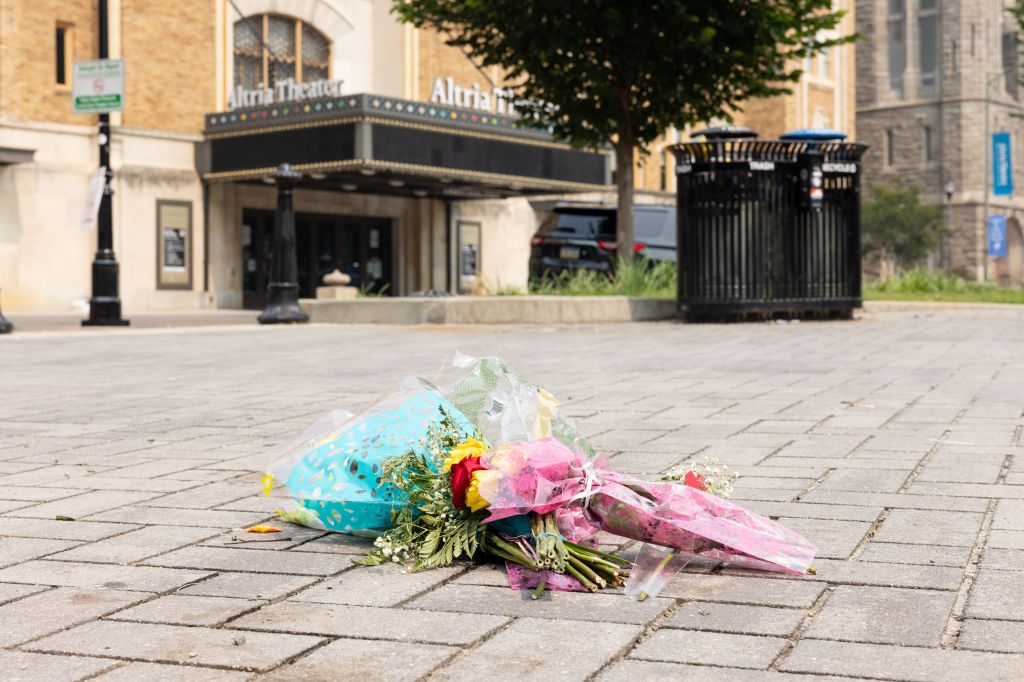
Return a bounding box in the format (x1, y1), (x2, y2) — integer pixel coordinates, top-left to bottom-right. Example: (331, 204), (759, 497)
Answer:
(393, 0), (851, 257)
(861, 182), (944, 270)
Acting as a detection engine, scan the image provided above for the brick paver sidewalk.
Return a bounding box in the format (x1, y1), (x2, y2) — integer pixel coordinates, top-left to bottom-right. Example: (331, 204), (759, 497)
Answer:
(0, 307), (1022, 680)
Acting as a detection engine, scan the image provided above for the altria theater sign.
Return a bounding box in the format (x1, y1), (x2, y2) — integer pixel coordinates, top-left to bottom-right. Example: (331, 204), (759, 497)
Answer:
(227, 74), (531, 116)
(429, 76), (521, 115)
(228, 77), (344, 109)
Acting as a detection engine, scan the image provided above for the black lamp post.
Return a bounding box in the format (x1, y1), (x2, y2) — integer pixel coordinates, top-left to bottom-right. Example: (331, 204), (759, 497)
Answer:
(82, 0), (128, 326)
(944, 178), (955, 275)
(0, 289), (13, 334)
(258, 163), (309, 324)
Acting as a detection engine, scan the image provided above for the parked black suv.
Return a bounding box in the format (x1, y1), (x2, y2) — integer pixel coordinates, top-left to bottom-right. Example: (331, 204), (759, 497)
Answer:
(529, 204), (676, 279)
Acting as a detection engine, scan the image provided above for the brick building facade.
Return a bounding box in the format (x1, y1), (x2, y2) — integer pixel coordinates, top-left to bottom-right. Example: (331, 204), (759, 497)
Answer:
(856, 0), (1024, 284)
(0, 0), (857, 312)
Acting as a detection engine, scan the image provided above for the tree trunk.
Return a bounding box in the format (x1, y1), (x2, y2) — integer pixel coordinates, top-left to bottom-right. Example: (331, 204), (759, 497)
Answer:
(615, 134), (635, 262)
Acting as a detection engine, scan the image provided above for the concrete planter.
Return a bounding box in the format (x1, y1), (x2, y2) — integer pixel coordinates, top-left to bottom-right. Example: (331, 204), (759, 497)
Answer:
(300, 296), (677, 325)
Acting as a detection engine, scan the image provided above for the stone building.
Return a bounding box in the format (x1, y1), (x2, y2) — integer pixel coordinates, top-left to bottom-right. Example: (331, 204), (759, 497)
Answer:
(0, 0), (856, 312)
(856, 0), (1024, 284)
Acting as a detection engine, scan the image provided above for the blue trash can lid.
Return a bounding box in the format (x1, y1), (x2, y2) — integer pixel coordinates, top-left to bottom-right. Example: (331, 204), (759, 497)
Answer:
(691, 126), (758, 141)
(780, 128), (847, 141)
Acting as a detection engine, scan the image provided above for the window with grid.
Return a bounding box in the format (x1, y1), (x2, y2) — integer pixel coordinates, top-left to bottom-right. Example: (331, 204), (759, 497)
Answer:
(918, 0), (938, 88)
(233, 15), (330, 91)
(888, 0), (907, 98)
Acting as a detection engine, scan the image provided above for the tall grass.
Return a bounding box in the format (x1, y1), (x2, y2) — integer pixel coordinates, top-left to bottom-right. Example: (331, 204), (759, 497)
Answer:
(528, 258), (677, 298)
(865, 269), (1024, 304)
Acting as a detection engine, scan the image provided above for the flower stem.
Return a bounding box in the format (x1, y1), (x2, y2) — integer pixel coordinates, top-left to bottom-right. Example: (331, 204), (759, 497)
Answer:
(531, 577), (546, 600)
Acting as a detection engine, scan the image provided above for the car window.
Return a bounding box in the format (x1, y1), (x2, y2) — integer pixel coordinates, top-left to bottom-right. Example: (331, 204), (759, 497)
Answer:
(551, 212), (615, 238)
(634, 208), (675, 246)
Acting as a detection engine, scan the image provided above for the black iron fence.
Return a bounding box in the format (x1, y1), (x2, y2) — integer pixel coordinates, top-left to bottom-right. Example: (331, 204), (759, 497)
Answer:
(672, 138), (867, 320)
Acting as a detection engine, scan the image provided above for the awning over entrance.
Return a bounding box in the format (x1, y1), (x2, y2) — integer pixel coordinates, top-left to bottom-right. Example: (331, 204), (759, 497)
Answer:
(198, 93), (611, 199)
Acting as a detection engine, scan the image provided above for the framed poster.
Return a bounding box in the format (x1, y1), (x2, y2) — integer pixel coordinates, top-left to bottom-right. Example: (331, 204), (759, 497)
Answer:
(457, 221), (481, 294)
(156, 200), (192, 289)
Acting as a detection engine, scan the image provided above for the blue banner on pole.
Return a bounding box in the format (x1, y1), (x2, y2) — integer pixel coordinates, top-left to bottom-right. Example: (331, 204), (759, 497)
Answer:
(988, 214), (1007, 257)
(992, 132), (1013, 196)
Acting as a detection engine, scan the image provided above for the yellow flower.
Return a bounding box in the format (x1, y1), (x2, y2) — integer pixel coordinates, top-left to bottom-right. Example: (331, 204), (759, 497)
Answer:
(443, 437), (488, 471)
(465, 469), (499, 512)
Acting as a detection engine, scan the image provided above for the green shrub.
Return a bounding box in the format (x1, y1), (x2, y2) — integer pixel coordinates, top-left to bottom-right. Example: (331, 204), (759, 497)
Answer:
(865, 269), (1024, 303)
(528, 258), (677, 297)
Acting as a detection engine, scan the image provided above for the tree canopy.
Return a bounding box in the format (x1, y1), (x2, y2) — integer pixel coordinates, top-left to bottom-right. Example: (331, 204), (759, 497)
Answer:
(394, 1), (852, 254)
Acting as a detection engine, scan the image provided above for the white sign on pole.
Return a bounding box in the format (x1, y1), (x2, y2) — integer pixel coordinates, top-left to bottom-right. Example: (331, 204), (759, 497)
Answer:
(72, 59), (125, 114)
(81, 167), (106, 231)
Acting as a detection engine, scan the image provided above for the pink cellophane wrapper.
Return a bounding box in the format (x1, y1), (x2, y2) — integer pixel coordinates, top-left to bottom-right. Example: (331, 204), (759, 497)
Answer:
(505, 562), (589, 592)
(478, 437), (816, 576)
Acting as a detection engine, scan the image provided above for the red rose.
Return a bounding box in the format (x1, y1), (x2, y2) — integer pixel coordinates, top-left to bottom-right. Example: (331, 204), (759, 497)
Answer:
(684, 471), (707, 491)
(450, 456), (487, 508)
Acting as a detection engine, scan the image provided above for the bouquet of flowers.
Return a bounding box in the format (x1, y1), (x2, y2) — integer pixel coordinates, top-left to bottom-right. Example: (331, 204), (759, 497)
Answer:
(261, 356), (816, 598)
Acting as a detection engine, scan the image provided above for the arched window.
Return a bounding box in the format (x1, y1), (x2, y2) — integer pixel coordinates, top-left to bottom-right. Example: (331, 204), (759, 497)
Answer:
(233, 15), (330, 90)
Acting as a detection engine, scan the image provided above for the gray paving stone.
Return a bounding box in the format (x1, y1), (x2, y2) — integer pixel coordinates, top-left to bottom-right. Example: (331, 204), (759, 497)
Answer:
(409, 583), (671, 624)
(981, 548), (1024, 572)
(142, 546), (354, 576)
(266, 638), (456, 681)
(289, 563), (464, 607)
(775, 517), (871, 559)
(0, 517), (138, 541)
(0, 559), (212, 592)
(0, 582), (48, 604)
(817, 468), (909, 493)
(665, 601), (806, 636)
(857, 541), (973, 567)
(0, 651), (119, 682)
(599, 660), (853, 682)
(91, 662), (254, 681)
(47, 525), (219, 564)
(88, 506), (270, 528)
(994, 500), (1024, 530)
(805, 585), (955, 646)
(179, 571), (319, 600)
(0, 537), (81, 568)
(798, 490), (990, 512)
(989, 529), (1024, 550)
(659, 574), (826, 607)
(432, 617), (640, 682)
(873, 508), (984, 546)
(26, 620), (324, 672)
(631, 629), (787, 669)
(959, 619), (1024, 653)
(10, 490), (161, 519)
(966, 570), (1024, 620)
(743, 501), (883, 522)
(0, 586), (146, 646)
(107, 594), (263, 626)
(232, 601), (508, 645)
(781, 638), (1024, 681)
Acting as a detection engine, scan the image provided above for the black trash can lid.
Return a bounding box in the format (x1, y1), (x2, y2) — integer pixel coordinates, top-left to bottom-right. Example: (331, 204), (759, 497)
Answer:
(691, 126), (758, 141)
(780, 128), (847, 141)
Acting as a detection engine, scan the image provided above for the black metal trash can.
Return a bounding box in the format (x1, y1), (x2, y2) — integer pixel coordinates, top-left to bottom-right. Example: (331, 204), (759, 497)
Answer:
(672, 127), (867, 321)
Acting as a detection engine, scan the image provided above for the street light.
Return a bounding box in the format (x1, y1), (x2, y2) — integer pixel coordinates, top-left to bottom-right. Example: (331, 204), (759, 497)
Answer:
(944, 177), (954, 274)
(258, 163), (309, 324)
(82, 0), (128, 326)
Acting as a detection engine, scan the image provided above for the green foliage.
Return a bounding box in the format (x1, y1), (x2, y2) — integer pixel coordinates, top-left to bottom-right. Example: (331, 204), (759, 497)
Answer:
(865, 269), (1024, 304)
(861, 182), (945, 267)
(393, 1), (849, 151)
(528, 258), (676, 298)
(392, 0), (853, 254)
(360, 408), (488, 571)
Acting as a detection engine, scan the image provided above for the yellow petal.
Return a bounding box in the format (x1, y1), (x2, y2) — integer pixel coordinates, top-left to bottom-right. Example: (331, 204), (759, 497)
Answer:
(261, 472), (275, 496)
(245, 525), (282, 533)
